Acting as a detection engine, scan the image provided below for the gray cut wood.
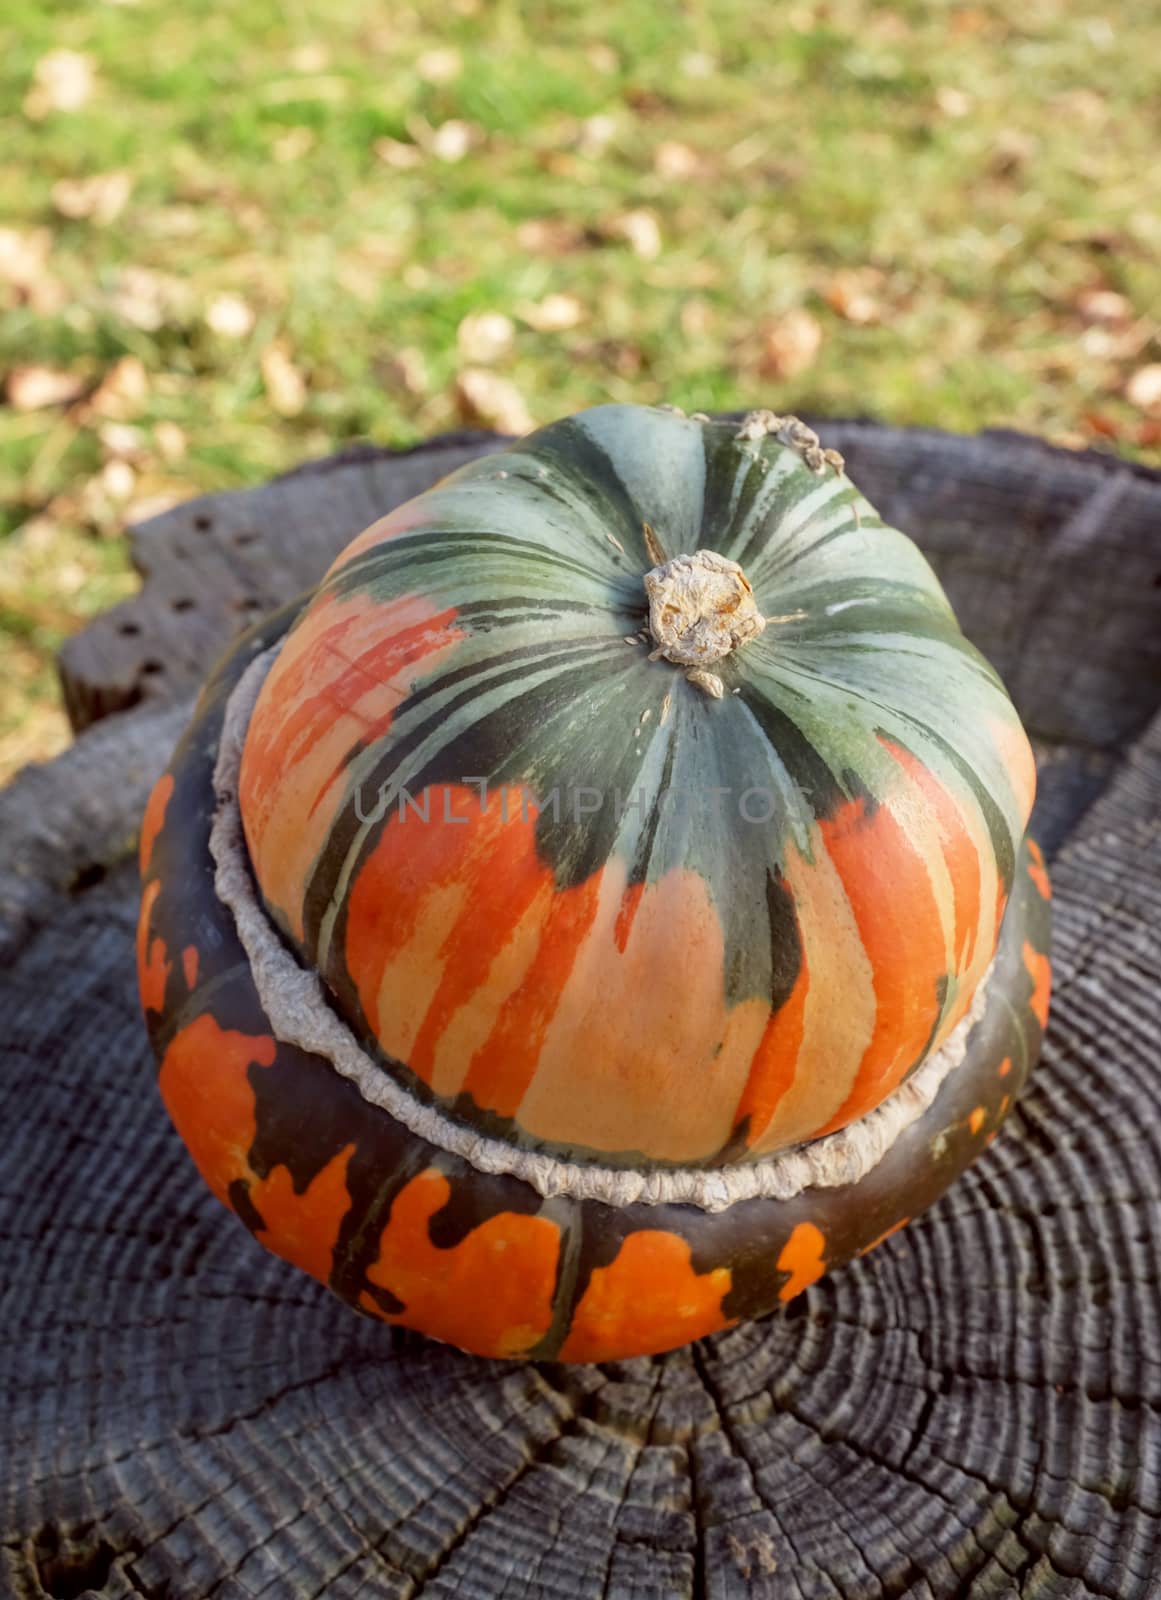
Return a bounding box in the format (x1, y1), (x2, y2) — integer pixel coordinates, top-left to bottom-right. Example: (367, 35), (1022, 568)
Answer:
(3, 421), (1160, 1600)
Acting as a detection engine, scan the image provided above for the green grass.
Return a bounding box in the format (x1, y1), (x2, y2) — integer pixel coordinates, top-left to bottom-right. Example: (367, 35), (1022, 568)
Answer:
(2, 0), (1160, 777)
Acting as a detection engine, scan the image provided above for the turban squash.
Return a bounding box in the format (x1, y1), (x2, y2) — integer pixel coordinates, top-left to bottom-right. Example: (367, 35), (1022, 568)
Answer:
(137, 405), (1051, 1362)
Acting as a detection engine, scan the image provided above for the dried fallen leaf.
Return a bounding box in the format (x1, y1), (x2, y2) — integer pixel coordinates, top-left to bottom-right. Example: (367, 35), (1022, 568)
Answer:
(98, 421), (145, 459)
(761, 308), (823, 379)
(108, 266), (189, 332)
(100, 458), (137, 500)
(153, 420), (187, 461)
(587, 44), (619, 75)
(88, 355), (149, 418)
(23, 50), (95, 119)
(4, 365), (87, 412)
(577, 114), (617, 157)
(273, 126), (316, 163)
(517, 293), (585, 333)
(380, 347), (428, 396)
(606, 208), (662, 260)
(1076, 288), (1132, 325)
(680, 298), (715, 339)
(1126, 364), (1161, 413)
(0, 227), (66, 314)
(127, 480), (195, 523)
(205, 292), (255, 339)
(430, 120), (477, 163)
(0, 227), (50, 286)
(455, 369), (535, 435)
(457, 311), (515, 363)
(417, 47), (461, 84)
(374, 136), (423, 169)
(261, 342), (307, 416)
(988, 129), (1038, 179)
(51, 171), (132, 225)
(680, 51), (715, 78)
(653, 141), (703, 180)
(934, 86), (973, 118)
(825, 269), (883, 325)
(289, 43), (329, 73)
(516, 218), (586, 256)
(1083, 411), (1123, 440)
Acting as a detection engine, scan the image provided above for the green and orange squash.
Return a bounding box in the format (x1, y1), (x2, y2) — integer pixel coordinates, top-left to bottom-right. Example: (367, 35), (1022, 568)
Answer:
(138, 405), (1051, 1361)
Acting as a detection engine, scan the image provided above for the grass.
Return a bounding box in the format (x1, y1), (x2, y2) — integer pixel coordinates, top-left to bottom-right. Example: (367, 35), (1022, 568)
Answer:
(2, 0), (1159, 779)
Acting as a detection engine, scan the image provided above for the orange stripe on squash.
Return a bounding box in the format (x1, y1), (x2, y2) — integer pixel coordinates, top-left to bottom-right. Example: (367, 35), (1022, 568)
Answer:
(559, 1231), (734, 1362)
(159, 1014), (353, 1286)
(816, 787), (948, 1133)
(136, 880), (171, 1014)
(777, 1220), (827, 1301)
(361, 1168), (559, 1359)
(139, 773), (173, 877)
(1026, 838), (1051, 900)
(880, 737), (983, 977)
(240, 590), (464, 941)
(158, 1014), (273, 1207)
(989, 713), (1037, 825)
(1023, 942), (1051, 1030)
(249, 1145), (354, 1287)
(733, 942), (810, 1147)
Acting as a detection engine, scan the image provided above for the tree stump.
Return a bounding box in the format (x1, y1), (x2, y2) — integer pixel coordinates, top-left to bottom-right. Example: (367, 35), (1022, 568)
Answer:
(3, 422), (1160, 1600)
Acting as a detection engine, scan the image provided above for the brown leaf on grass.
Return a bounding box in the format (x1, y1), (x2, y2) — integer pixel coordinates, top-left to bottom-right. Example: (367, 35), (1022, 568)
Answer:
(680, 299), (716, 339)
(4, 366), (87, 412)
(517, 293), (585, 333)
(51, 171), (132, 225)
(934, 86), (973, 118)
(680, 51), (715, 78)
(88, 355), (148, 419)
(126, 478), (196, 524)
(273, 127), (316, 163)
(577, 115), (617, 158)
(1126, 364), (1161, 413)
(261, 342), (307, 416)
(988, 129), (1038, 179)
(454, 369), (535, 436)
(0, 227), (50, 285)
(379, 347), (428, 396)
(205, 292), (256, 339)
(289, 43), (329, 73)
(653, 141), (704, 181)
(516, 218), (587, 256)
(604, 208), (662, 260)
(374, 136), (423, 169)
(23, 50), (95, 119)
(0, 228), (66, 314)
(457, 311), (515, 363)
(950, 8), (993, 36)
(824, 269), (883, 325)
(99, 458), (136, 500)
(1076, 288), (1132, 325)
(108, 266), (189, 332)
(761, 309), (823, 379)
(1082, 411), (1123, 441)
(416, 47), (461, 84)
(98, 421), (146, 460)
(153, 421), (187, 461)
(429, 120), (478, 163)
(586, 45), (619, 75)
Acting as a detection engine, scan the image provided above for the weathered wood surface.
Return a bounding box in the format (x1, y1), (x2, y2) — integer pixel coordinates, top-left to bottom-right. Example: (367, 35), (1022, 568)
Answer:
(3, 424), (1161, 1599)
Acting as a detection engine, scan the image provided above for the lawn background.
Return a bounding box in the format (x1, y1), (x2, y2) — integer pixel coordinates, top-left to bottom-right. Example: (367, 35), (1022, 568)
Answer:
(2, 0), (1159, 780)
